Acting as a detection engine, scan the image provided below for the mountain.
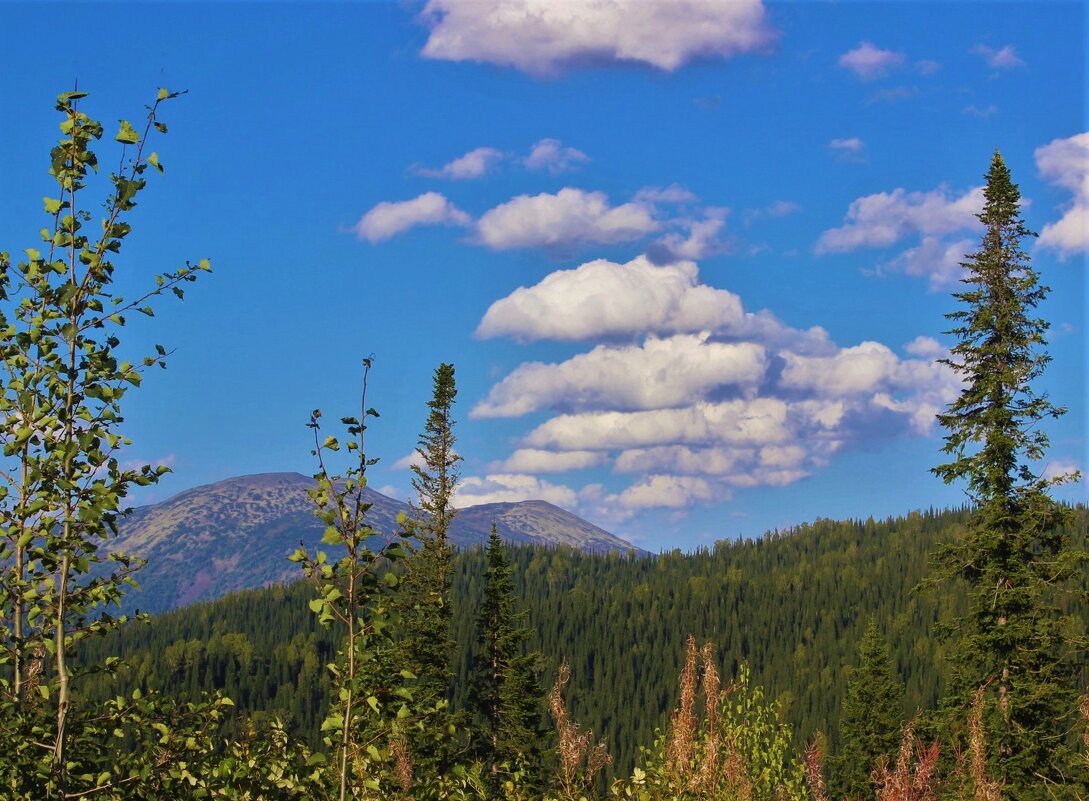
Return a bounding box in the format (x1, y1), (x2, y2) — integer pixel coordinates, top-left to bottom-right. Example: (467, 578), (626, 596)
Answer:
(111, 472), (639, 613)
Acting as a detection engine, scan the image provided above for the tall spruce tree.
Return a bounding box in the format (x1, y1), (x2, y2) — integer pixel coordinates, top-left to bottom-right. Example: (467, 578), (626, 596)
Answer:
(394, 363), (462, 769)
(829, 621), (903, 799)
(932, 150), (1085, 797)
(469, 525), (547, 795)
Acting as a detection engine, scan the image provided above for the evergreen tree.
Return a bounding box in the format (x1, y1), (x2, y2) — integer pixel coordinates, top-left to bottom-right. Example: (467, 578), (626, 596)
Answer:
(829, 621), (903, 799)
(931, 150), (1085, 797)
(394, 363), (462, 769)
(469, 525), (547, 795)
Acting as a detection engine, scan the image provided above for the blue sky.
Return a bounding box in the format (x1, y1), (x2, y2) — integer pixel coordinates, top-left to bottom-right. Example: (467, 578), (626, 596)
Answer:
(1, 1), (1084, 551)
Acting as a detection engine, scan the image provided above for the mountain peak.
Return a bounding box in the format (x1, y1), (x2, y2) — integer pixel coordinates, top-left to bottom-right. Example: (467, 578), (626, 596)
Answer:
(114, 472), (639, 613)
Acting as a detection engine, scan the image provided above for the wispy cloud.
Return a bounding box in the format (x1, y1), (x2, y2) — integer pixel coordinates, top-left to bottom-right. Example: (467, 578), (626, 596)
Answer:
(838, 41), (904, 80)
(523, 138), (589, 173)
(829, 137), (866, 161)
(971, 44), (1024, 70)
(413, 146), (505, 179)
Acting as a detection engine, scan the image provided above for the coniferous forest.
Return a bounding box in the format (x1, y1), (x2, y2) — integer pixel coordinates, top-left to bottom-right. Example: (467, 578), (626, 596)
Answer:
(2, 84), (1088, 801)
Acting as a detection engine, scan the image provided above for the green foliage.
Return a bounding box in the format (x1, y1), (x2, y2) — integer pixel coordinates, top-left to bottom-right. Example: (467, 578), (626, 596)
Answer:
(931, 150), (1088, 797)
(469, 525), (548, 795)
(828, 621), (903, 798)
(289, 358), (431, 800)
(0, 88), (213, 797)
(393, 362), (463, 771)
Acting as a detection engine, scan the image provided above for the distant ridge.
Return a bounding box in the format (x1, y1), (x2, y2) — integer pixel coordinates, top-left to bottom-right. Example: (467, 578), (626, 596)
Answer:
(113, 472), (640, 613)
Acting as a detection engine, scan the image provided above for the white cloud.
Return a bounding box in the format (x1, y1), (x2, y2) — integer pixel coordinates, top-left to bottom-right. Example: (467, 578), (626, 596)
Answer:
(880, 235), (975, 290)
(354, 192), (471, 242)
(963, 104), (998, 119)
(816, 185), (982, 253)
(971, 44), (1024, 70)
(1041, 459), (1082, 483)
(830, 137), (865, 153)
(524, 398), (793, 451)
(392, 451), (425, 471)
(492, 449), (607, 473)
(476, 256), (740, 341)
(1035, 132), (1089, 256)
(781, 342), (901, 397)
(915, 59), (942, 75)
(635, 184), (699, 205)
(454, 473), (579, 508)
(838, 41), (905, 80)
(615, 445), (751, 476)
(475, 188), (659, 251)
(743, 200), (800, 226)
(614, 474), (717, 510)
(418, 0), (776, 76)
(472, 334), (767, 418)
(647, 207), (730, 262)
(414, 146), (505, 179)
(830, 137), (866, 163)
(524, 138), (590, 173)
(904, 335), (944, 358)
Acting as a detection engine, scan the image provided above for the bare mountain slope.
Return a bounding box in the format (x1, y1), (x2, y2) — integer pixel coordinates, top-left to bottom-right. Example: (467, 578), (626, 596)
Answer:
(112, 472), (638, 613)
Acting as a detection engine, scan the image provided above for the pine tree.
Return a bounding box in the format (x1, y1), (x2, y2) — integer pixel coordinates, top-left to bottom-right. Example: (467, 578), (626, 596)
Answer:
(829, 621), (903, 799)
(394, 363), (462, 769)
(932, 150), (1085, 797)
(469, 525), (547, 795)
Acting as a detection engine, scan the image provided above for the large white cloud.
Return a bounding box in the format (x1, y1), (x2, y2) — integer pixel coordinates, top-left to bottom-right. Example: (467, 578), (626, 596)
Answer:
(1035, 132), (1089, 256)
(472, 334), (767, 418)
(354, 192), (470, 242)
(477, 256), (740, 340)
(418, 0), (776, 76)
(475, 188), (659, 251)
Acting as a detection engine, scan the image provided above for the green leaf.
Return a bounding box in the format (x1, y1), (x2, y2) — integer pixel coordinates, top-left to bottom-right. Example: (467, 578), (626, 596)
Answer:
(115, 120), (140, 145)
(43, 197), (63, 214)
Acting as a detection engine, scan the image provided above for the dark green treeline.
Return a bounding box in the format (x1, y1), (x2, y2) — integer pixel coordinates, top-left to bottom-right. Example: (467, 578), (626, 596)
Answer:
(77, 505), (1088, 778)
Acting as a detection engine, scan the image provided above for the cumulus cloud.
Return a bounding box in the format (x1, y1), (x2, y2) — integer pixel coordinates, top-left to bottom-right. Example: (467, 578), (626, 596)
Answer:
(1035, 132), (1089, 256)
(971, 44), (1024, 70)
(1041, 459), (1082, 483)
(614, 474), (717, 510)
(647, 207), (731, 262)
(816, 185), (982, 253)
(491, 449), (607, 473)
(472, 334), (767, 418)
(816, 183), (984, 288)
(476, 256), (740, 340)
(904, 335), (945, 358)
(354, 192), (471, 242)
(475, 188), (658, 251)
(418, 0), (776, 76)
(524, 138), (590, 173)
(414, 146), (505, 179)
(454, 473), (580, 507)
(838, 41), (905, 80)
(476, 254), (833, 351)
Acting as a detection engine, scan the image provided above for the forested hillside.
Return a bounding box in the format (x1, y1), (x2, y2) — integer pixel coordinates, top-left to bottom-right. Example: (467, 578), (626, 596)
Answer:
(79, 505), (1089, 778)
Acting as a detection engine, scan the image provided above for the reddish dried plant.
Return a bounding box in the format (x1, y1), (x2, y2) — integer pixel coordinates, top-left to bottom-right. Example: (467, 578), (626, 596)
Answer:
(872, 719), (940, 801)
(549, 661), (612, 799)
(967, 687), (1002, 801)
(804, 739), (830, 801)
